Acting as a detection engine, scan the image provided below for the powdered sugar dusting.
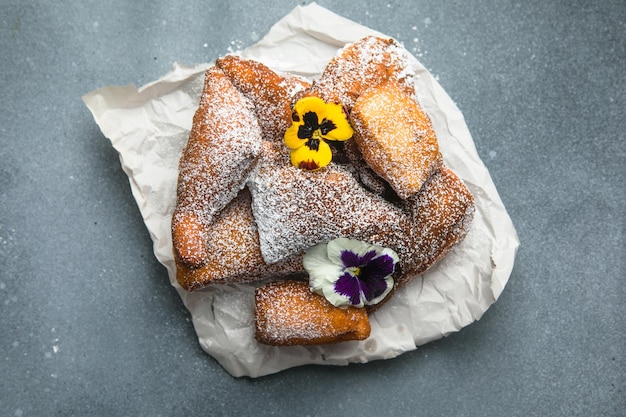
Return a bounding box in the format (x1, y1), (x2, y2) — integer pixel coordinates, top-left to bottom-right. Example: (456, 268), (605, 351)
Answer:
(174, 67), (262, 228)
(343, 139), (388, 196)
(173, 37), (475, 305)
(311, 36), (416, 110)
(350, 80), (442, 199)
(278, 73), (311, 103)
(176, 188), (304, 290)
(247, 148), (410, 265)
(400, 166), (475, 281)
(254, 280), (370, 345)
(216, 56), (296, 142)
(172, 67), (262, 266)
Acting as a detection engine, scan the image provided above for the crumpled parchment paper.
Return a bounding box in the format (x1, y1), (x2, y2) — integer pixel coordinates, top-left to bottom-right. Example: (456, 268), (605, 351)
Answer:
(82, 2), (519, 378)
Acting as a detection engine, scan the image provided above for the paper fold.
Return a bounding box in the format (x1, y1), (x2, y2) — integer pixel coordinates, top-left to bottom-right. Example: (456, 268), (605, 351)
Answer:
(83, 3), (519, 378)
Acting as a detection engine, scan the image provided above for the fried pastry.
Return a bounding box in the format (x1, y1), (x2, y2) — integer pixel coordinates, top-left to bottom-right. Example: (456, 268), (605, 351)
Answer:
(255, 280), (371, 346)
(278, 73), (312, 104)
(399, 166), (475, 282)
(247, 153), (410, 264)
(350, 80), (443, 200)
(175, 188), (304, 291)
(366, 166), (475, 311)
(172, 66), (262, 268)
(310, 36), (415, 111)
(170, 36), (477, 348)
(216, 55), (296, 141)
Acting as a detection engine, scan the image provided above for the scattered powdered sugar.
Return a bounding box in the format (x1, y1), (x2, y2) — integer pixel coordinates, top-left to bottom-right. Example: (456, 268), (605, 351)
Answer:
(173, 37), (476, 332)
(247, 150), (410, 265)
(343, 139), (388, 196)
(399, 166), (475, 280)
(215, 56), (295, 142)
(278, 74), (310, 103)
(173, 67), (262, 231)
(255, 281), (330, 344)
(254, 280), (369, 345)
(350, 80), (442, 199)
(176, 188), (304, 290)
(226, 39), (246, 55)
(311, 36), (416, 110)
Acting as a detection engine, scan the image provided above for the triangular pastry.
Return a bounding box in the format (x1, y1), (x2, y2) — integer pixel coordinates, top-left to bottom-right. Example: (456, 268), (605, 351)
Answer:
(247, 153), (410, 264)
(172, 67), (262, 268)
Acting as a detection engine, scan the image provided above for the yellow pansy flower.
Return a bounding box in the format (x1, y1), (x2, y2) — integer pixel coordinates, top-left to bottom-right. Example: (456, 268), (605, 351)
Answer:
(284, 96), (354, 170)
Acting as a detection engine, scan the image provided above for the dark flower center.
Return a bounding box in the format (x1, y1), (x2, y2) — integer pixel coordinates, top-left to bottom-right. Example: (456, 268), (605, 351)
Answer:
(340, 250), (377, 269)
(306, 138), (320, 151)
(319, 119), (336, 135)
(297, 111), (336, 140)
(332, 250), (396, 304)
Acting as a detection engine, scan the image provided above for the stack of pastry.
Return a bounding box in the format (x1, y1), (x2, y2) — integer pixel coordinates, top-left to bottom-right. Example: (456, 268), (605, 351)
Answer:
(171, 36), (475, 347)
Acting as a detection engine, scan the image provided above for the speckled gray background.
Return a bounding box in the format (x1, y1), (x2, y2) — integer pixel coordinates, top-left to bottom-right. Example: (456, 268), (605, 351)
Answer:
(1, 1), (624, 416)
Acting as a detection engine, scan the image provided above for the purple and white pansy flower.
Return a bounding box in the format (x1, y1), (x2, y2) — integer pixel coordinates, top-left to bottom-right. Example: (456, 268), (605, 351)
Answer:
(303, 237), (400, 308)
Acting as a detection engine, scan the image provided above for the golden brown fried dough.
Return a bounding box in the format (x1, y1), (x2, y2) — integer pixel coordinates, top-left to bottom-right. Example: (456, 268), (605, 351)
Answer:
(278, 73), (312, 105)
(367, 166), (475, 311)
(172, 67), (262, 268)
(311, 36), (415, 111)
(216, 55), (295, 141)
(343, 135), (390, 197)
(400, 166), (475, 281)
(350, 80), (442, 200)
(175, 188), (304, 291)
(247, 153), (410, 264)
(171, 41), (477, 347)
(255, 280), (371, 346)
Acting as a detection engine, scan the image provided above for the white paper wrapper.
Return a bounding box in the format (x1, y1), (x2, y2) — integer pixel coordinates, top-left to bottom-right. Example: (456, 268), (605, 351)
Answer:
(83, 3), (519, 378)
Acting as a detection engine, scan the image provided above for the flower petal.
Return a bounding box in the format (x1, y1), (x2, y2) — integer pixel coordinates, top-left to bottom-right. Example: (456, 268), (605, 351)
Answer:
(305, 238), (399, 308)
(362, 274), (394, 306)
(362, 253), (397, 279)
(303, 243), (335, 288)
(284, 123), (307, 150)
(293, 96), (328, 120)
(319, 286), (353, 308)
(334, 271), (365, 307)
(379, 247), (401, 265)
(327, 238), (374, 267)
(321, 102), (353, 141)
(290, 139), (332, 170)
(342, 250), (378, 269)
(305, 243), (351, 307)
